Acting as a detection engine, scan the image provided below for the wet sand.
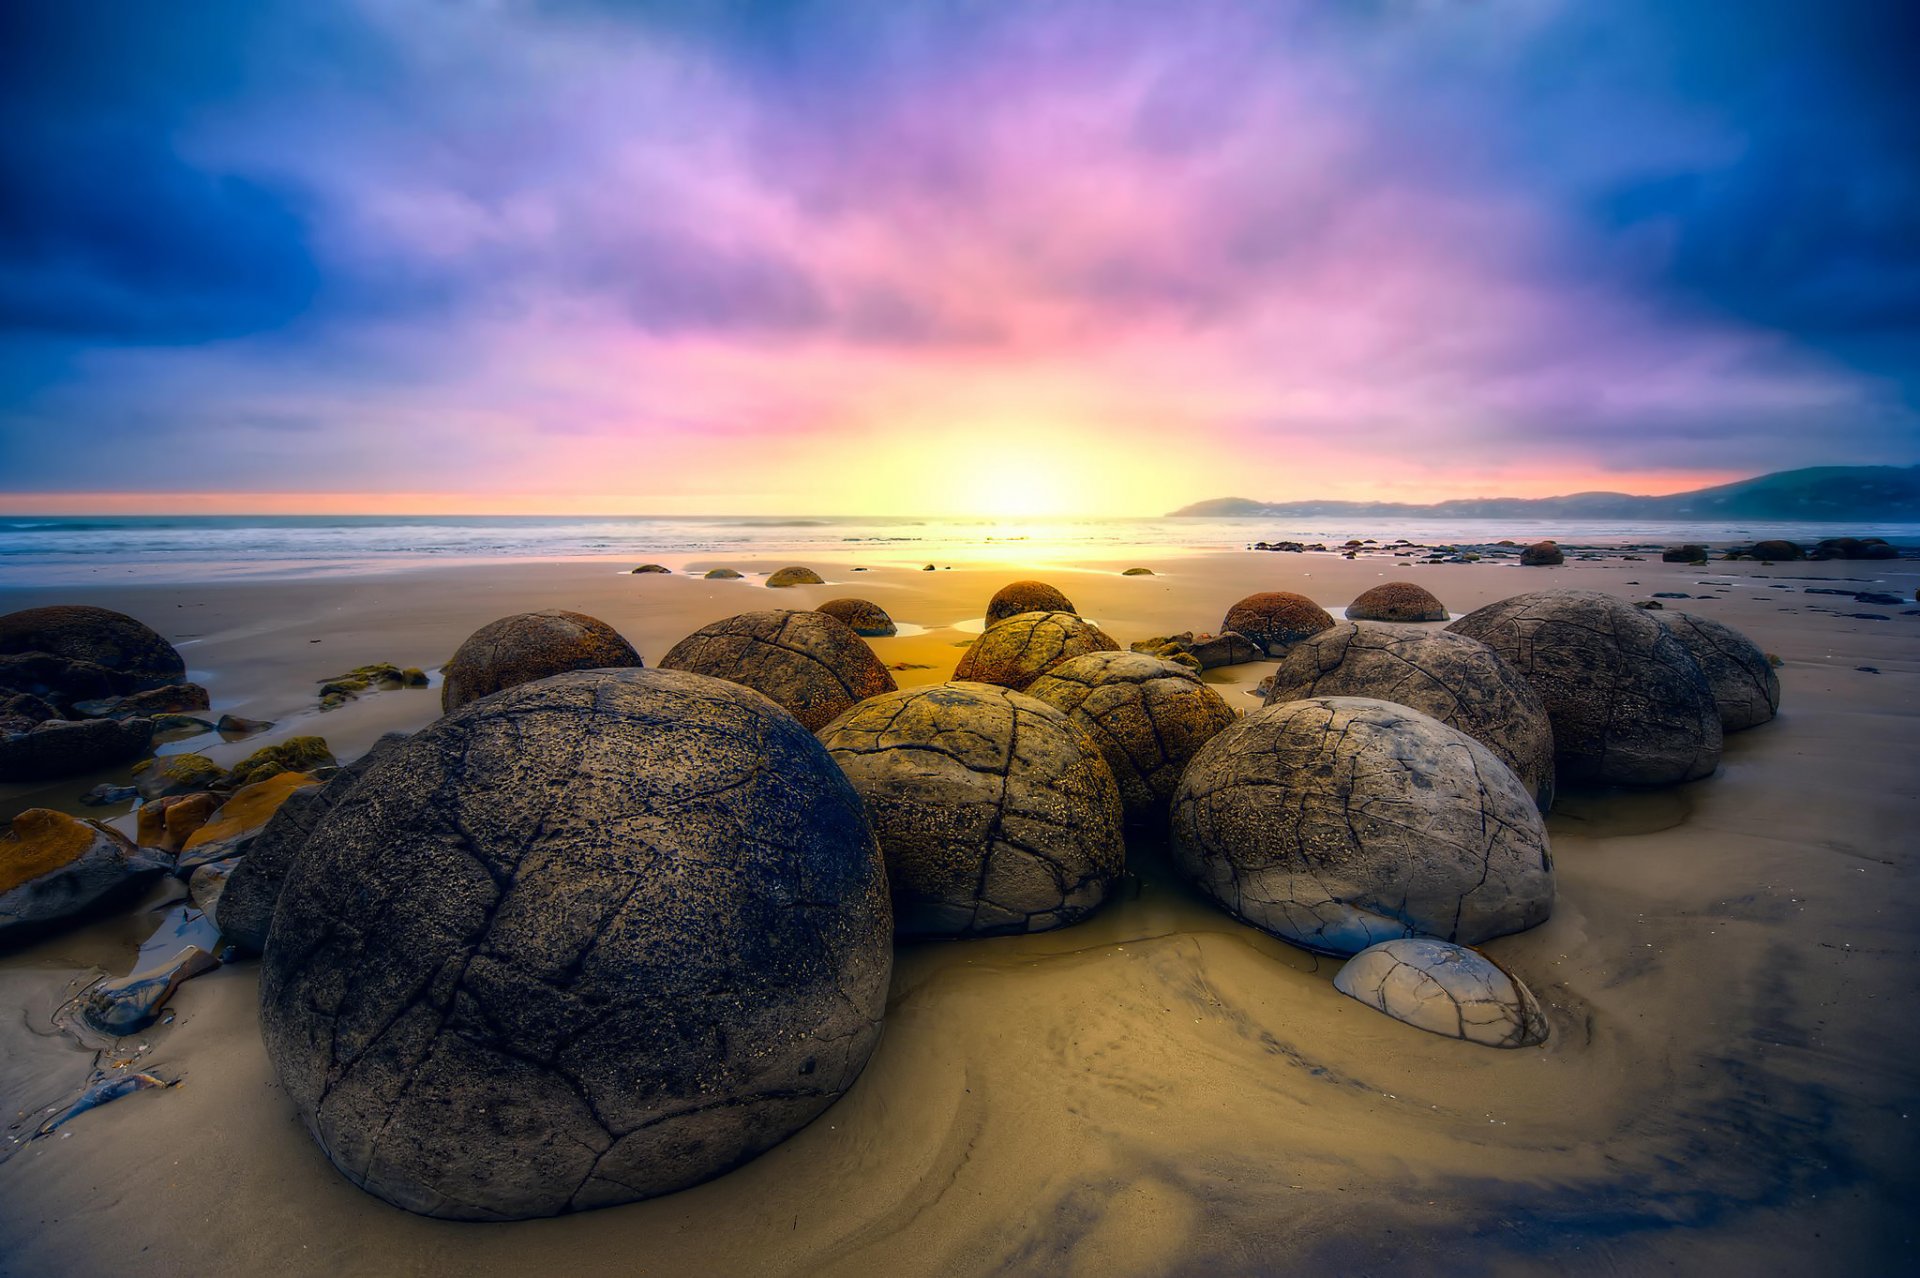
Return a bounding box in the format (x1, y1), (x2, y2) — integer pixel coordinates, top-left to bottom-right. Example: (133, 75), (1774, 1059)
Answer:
(2, 549), (1916, 1276)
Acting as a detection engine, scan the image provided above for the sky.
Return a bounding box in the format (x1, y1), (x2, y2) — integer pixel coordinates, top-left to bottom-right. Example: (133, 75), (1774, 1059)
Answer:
(1, 0), (1916, 516)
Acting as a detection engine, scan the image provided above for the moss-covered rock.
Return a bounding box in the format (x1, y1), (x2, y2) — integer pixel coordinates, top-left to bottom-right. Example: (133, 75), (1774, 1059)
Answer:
(224, 736), (336, 790)
(134, 751), (226, 799)
(1, 809), (168, 948)
(184, 771), (322, 853)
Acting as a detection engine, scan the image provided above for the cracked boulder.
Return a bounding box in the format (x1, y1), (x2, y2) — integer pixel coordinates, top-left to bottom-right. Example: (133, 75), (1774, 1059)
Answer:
(1262, 623), (1556, 813)
(1221, 592), (1335, 655)
(1333, 937), (1548, 1048)
(1655, 611), (1780, 732)
(2, 809), (169, 949)
(817, 682), (1123, 939)
(1171, 696), (1553, 956)
(1345, 582), (1448, 623)
(952, 611), (1120, 692)
(440, 609), (642, 713)
(1025, 651), (1238, 822)
(260, 668), (891, 1221)
(659, 610), (896, 731)
(1448, 589), (1722, 786)
(986, 580), (1076, 627)
(815, 598), (897, 638)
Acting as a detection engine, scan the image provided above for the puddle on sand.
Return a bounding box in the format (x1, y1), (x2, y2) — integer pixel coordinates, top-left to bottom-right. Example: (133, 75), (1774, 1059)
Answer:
(1547, 785), (1694, 838)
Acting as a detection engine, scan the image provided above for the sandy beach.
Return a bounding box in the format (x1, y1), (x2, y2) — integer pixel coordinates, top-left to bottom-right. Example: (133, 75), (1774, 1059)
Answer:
(2, 546), (1916, 1276)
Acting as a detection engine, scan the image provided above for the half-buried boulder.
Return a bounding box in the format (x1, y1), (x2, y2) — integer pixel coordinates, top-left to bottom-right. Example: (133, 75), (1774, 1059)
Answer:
(441, 609), (642, 713)
(1221, 592), (1335, 655)
(1334, 937), (1548, 1049)
(1344, 582), (1448, 623)
(659, 610), (895, 731)
(986, 581), (1076, 627)
(1, 810), (169, 949)
(952, 611), (1119, 692)
(816, 598), (897, 638)
(766, 566), (825, 587)
(1026, 652), (1237, 822)
(1655, 611), (1780, 732)
(0, 605), (186, 696)
(1448, 589), (1722, 786)
(1171, 696), (1554, 956)
(1263, 623), (1557, 812)
(260, 669), (891, 1220)
(817, 683), (1123, 938)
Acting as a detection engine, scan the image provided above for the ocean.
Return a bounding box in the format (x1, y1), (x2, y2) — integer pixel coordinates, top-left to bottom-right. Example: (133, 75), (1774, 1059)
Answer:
(2, 514), (1916, 586)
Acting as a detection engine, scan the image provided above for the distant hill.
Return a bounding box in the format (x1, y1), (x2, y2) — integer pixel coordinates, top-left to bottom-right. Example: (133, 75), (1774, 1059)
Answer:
(1167, 465), (1920, 522)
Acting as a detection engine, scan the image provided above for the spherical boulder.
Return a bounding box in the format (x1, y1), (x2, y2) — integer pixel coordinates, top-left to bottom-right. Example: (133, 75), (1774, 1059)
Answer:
(1344, 582), (1448, 623)
(1262, 623), (1556, 812)
(952, 611), (1120, 691)
(1025, 651), (1237, 821)
(659, 610), (895, 731)
(1750, 539), (1804, 561)
(441, 610), (641, 713)
(766, 566), (825, 587)
(0, 605), (186, 695)
(1170, 696), (1553, 956)
(817, 683), (1123, 938)
(1334, 938), (1548, 1049)
(260, 669), (891, 1220)
(816, 598), (896, 638)
(986, 581), (1076, 627)
(1655, 611), (1780, 732)
(1222, 592), (1335, 655)
(1519, 541), (1564, 567)
(1448, 589), (1722, 786)
(1662, 544), (1709, 563)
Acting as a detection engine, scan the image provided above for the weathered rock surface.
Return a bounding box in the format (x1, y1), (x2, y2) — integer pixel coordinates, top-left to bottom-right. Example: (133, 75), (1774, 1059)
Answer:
(1263, 623), (1557, 812)
(1170, 696), (1554, 956)
(0, 605), (186, 695)
(1519, 541), (1564, 567)
(1026, 652), (1237, 821)
(816, 598), (897, 637)
(0, 715), (155, 782)
(953, 611), (1120, 691)
(1656, 611), (1780, 732)
(1448, 589), (1722, 786)
(1334, 938), (1548, 1048)
(216, 733), (411, 956)
(766, 566), (825, 587)
(441, 610), (642, 713)
(1221, 592), (1336, 655)
(818, 682), (1123, 938)
(659, 610), (896, 731)
(1131, 631), (1260, 669)
(1345, 582), (1448, 623)
(1, 810), (169, 949)
(986, 581), (1076, 627)
(261, 669), (891, 1220)
(138, 791), (217, 852)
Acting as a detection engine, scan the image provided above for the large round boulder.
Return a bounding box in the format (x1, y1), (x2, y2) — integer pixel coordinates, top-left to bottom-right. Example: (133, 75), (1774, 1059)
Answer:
(1171, 696), (1553, 956)
(260, 669), (891, 1220)
(1025, 651), (1237, 821)
(816, 598), (896, 638)
(659, 610), (895, 731)
(1519, 541), (1564, 567)
(1448, 590), (1722, 786)
(1334, 938), (1548, 1049)
(817, 683), (1123, 938)
(952, 611), (1120, 691)
(441, 610), (641, 713)
(1262, 623), (1556, 812)
(1221, 592), (1335, 655)
(1749, 539), (1804, 561)
(1655, 611), (1780, 732)
(0, 605), (185, 695)
(1345, 582), (1448, 623)
(986, 581), (1076, 627)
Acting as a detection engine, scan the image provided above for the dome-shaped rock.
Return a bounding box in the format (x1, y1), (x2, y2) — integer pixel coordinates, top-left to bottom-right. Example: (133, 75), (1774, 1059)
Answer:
(1344, 582), (1449, 623)
(261, 669), (891, 1220)
(1171, 696), (1553, 956)
(986, 581), (1077, 627)
(766, 566), (825, 587)
(0, 715), (156, 783)
(1262, 623), (1556, 812)
(1448, 590), (1721, 786)
(817, 683), (1123, 938)
(630, 563), (671, 574)
(1519, 541), (1564, 567)
(441, 610), (641, 713)
(816, 598), (896, 638)
(1749, 539), (1804, 561)
(704, 568), (743, 580)
(0, 605), (186, 694)
(1025, 651), (1237, 821)
(659, 610), (895, 731)
(1221, 592), (1335, 655)
(2, 809), (168, 948)
(952, 611), (1120, 691)
(1334, 938), (1548, 1049)
(1655, 611), (1780, 732)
